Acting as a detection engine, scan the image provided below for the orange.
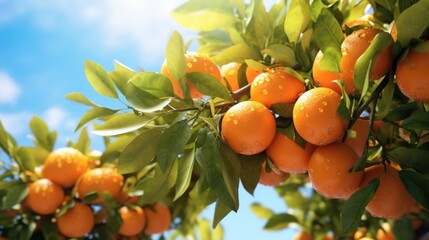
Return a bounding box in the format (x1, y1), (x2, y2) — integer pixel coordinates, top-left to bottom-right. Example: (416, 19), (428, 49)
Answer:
(221, 101), (276, 155)
(246, 66), (263, 84)
(77, 167), (124, 204)
(396, 40), (429, 102)
(312, 50), (342, 94)
(42, 147), (88, 188)
(161, 52), (222, 99)
(258, 162), (287, 186)
(360, 165), (415, 219)
(220, 62), (241, 91)
(267, 132), (316, 173)
(376, 222), (395, 240)
(118, 206), (146, 237)
(340, 28), (393, 94)
(345, 118), (370, 157)
(308, 143), (363, 199)
(250, 67), (305, 108)
(26, 178), (65, 215)
(57, 202), (94, 238)
(390, 21), (397, 42)
(144, 202), (171, 235)
(294, 231), (312, 240)
(293, 87), (347, 146)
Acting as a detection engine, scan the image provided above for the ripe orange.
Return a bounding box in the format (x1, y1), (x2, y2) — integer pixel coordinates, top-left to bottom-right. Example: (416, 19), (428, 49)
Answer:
(308, 143), (363, 199)
(345, 118), (370, 157)
(376, 222), (395, 240)
(340, 28), (393, 94)
(161, 52), (222, 99)
(118, 206), (146, 237)
(26, 178), (65, 215)
(246, 66), (263, 84)
(312, 50), (342, 94)
(360, 165), (415, 219)
(294, 231), (312, 240)
(77, 167), (124, 204)
(220, 62), (241, 91)
(250, 67), (305, 108)
(396, 40), (429, 102)
(57, 202), (94, 238)
(258, 162), (287, 186)
(293, 87), (347, 146)
(267, 132), (316, 173)
(42, 147), (88, 188)
(144, 202), (171, 235)
(221, 101), (276, 155)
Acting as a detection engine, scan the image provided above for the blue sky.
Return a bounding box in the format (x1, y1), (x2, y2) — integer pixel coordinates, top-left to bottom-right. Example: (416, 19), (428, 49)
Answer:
(0, 1), (297, 239)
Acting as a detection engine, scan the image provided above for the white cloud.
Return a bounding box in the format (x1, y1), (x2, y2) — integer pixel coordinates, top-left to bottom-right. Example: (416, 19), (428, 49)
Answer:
(0, 0), (194, 65)
(0, 70), (21, 104)
(43, 106), (76, 131)
(0, 111), (32, 136)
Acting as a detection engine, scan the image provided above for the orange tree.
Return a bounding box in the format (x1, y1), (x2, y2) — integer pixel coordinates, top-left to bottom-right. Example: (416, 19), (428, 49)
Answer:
(1, 0), (429, 239)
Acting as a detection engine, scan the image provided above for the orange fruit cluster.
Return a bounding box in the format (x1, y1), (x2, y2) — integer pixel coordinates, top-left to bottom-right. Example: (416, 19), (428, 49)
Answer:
(15, 147), (172, 239)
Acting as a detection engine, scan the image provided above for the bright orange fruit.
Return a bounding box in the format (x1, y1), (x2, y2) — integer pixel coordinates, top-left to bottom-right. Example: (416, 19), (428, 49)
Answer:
(26, 178), (65, 215)
(258, 162), (287, 186)
(144, 202), (171, 235)
(57, 202), (94, 238)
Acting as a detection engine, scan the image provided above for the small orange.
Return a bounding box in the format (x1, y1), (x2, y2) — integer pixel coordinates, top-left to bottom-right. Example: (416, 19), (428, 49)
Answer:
(340, 28), (393, 94)
(308, 143), (363, 199)
(293, 87), (347, 146)
(161, 52), (222, 99)
(345, 118), (370, 157)
(26, 178), (65, 215)
(360, 165), (415, 219)
(294, 231), (312, 240)
(267, 132), (315, 173)
(77, 167), (123, 204)
(42, 147), (88, 188)
(220, 62), (241, 91)
(258, 162), (287, 186)
(396, 40), (429, 102)
(246, 66), (263, 84)
(221, 101), (276, 155)
(144, 202), (171, 235)
(57, 202), (94, 238)
(118, 206), (146, 237)
(250, 67), (306, 108)
(376, 222), (395, 240)
(312, 50), (342, 94)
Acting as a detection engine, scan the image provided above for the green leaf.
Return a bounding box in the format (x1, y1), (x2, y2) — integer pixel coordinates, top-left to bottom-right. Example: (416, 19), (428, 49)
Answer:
(0, 121), (17, 156)
(239, 153), (265, 195)
(353, 31), (393, 94)
(401, 112), (429, 131)
(385, 102), (419, 122)
(213, 200), (232, 228)
(337, 97), (352, 120)
(399, 170), (429, 209)
(314, 14), (344, 52)
(41, 218), (62, 240)
(262, 44), (296, 66)
(129, 72), (174, 98)
(186, 72), (234, 101)
(108, 70), (134, 95)
(271, 103), (294, 118)
(375, 74), (395, 119)
(264, 213), (298, 231)
(84, 60), (118, 98)
(245, 0), (272, 49)
(75, 128), (90, 154)
(320, 47), (341, 73)
(250, 203), (275, 219)
(29, 116), (55, 151)
(213, 43), (261, 66)
(3, 183), (29, 209)
(156, 120), (192, 172)
(166, 31), (186, 82)
(376, 0), (396, 12)
(388, 147), (429, 175)
(218, 143), (241, 210)
(392, 217), (415, 240)
(283, 0), (311, 43)
(76, 107), (118, 132)
(396, 0), (429, 47)
(118, 128), (164, 174)
(340, 178), (379, 235)
(124, 82), (172, 113)
(114, 60), (135, 75)
(64, 92), (99, 107)
(15, 147), (37, 172)
(172, 2), (236, 31)
(92, 113), (155, 136)
(197, 219), (212, 240)
(174, 145), (195, 201)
